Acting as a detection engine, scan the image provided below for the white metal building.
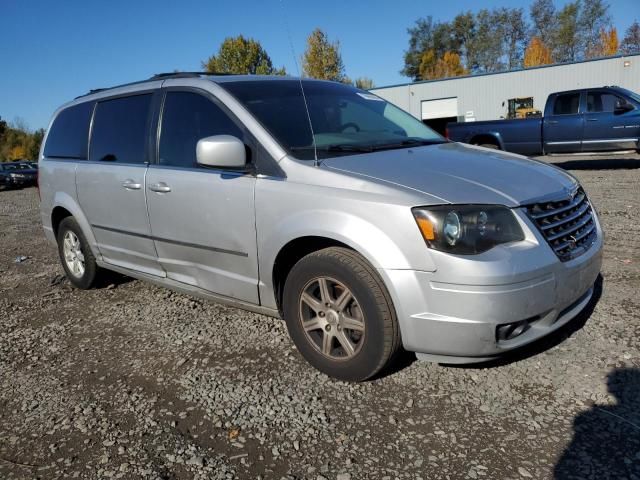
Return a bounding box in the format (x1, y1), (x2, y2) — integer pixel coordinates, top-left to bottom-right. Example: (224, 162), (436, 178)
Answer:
(370, 53), (640, 134)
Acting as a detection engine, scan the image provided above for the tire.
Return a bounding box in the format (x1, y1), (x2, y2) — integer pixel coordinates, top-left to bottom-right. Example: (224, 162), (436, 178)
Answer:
(283, 247), (401, 381)
(479, 143), (499, 150)
(57, 217), (99, 289)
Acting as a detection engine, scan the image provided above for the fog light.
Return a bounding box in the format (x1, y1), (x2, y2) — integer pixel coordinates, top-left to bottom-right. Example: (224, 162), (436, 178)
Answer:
(496, 320), (530, 341)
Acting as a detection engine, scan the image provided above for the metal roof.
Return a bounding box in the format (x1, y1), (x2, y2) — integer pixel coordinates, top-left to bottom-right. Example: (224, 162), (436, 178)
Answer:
(371, 53), (640, 91)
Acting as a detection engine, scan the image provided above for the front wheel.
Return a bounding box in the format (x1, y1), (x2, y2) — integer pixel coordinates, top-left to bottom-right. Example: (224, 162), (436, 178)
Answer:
(57, 217), (100, 289)
(283, 247), (400, 381)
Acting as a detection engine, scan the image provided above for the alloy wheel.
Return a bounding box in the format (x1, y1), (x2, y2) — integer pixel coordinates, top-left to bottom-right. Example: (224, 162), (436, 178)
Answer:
(63, 231), (85, 278)
(298, 276), (366, 360)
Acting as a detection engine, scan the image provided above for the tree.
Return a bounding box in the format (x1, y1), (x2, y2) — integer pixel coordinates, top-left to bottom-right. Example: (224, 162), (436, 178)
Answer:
(530, 0), (557, 43)
(591, 27), (619, 57)
(579, 0), (612, 58)
(203, 35), (286, 75)
(524, 36), (554, 67)
(435, 52), (468, 79)
(499, 7), (528, 69)
(8, 145), (26, 160)
(452, 12), (478, 71)
(473, 9), (506, 73)
(354, 77), (374, 89)
(417, 49), (437, 80)
(302, 28), (346, 81)
(402, 17), (458, 79)
(0, 116), (7, 144)
(621, 20), (640, 54)
(26, 128), (45, 160)
(554, 1), (581, 62)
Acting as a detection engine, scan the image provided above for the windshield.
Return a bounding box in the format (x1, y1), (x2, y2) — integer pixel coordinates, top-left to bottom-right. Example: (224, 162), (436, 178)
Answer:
(221, 79), (444, 160)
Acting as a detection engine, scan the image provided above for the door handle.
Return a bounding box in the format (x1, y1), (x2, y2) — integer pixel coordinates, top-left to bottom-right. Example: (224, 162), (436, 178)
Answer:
(122, 179), (142, 190)
(149, 182), (172, 193)
(586, 118), (598, 122)
(547, 120), (559, 125)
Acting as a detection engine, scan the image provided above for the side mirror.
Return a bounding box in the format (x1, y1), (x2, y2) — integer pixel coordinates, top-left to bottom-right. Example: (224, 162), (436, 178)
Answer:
(614, 100), (634, 114)
(196, 135), (246, 169)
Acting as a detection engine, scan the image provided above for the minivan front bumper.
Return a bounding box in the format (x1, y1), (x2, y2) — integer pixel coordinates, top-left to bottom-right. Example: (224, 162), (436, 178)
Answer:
(382, 210), (603, 363)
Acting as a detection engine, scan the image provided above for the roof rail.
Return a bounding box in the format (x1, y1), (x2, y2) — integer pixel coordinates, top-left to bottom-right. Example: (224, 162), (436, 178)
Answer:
(149, 71), (234, 80)
(75, 72), (234, 100)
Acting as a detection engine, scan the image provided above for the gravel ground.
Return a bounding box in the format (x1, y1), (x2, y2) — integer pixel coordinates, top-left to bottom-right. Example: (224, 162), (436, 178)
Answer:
(1, 154), (639, 480)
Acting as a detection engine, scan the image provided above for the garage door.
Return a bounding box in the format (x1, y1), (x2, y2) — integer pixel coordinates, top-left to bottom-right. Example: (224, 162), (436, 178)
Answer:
(421, 97), (458, 120)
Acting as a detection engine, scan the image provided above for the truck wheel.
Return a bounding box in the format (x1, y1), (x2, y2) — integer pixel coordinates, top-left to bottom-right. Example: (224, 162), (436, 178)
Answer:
(57, 217), (99, 289)
(282, 247), (401, 381)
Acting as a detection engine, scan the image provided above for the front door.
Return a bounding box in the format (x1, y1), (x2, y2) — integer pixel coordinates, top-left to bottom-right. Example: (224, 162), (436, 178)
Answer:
(543, 92), (584, 154)
(77, 92), (165, 277)
(145, 89), (259, 303)
(583, 89), (640, 152)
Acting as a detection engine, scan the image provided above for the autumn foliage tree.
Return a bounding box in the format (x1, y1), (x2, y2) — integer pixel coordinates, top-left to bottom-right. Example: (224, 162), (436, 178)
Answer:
(596, 27), (619, 56)
(0, 117), (44, 162)
(524, 36), (554, 67)
(203, 35), (286, 75)
(419, 51), (467, 80)
(302, 28), (346, 82)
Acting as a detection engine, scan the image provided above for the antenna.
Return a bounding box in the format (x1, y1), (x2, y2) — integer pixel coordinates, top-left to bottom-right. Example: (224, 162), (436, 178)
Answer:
(279, 0), (318, 166)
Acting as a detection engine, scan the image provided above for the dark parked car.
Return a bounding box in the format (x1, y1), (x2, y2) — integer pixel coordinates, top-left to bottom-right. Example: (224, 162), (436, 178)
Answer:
(0, 162), (38, 189)
(447, 86), (640, 156)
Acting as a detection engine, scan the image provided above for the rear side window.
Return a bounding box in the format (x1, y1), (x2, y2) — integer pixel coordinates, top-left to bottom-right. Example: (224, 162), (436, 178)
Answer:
(44, 102), (94, 159)
(586, 92), (621, 112)
(553, 93), (580, 115)
(90, 94), (152, 164)
(159, 91), (243, 168)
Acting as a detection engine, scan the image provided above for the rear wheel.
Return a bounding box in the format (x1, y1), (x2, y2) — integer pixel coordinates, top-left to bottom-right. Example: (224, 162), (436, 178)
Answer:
(283, 247), (400, 381)
(57, 217), (99, 289)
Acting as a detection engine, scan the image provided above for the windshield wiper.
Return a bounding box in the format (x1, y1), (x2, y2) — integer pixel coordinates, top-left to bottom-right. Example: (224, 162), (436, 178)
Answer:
(369, 138), (447, 151)
(289, 144), (374, 154)
(289, 138), (446, 159)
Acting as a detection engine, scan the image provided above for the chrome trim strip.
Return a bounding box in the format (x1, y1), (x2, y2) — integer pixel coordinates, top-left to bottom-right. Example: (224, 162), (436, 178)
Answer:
(91, 224), (248, 257)
(546, 214), (593, 241)
(546, 141), (581, 145)
(529, 192), (585, 219)
(540, 202), (590, 230)
(581, 137), (638, 144)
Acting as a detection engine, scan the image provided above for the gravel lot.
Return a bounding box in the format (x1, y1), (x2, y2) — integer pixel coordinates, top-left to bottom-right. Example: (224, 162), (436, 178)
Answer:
(1, 155), (639, 480)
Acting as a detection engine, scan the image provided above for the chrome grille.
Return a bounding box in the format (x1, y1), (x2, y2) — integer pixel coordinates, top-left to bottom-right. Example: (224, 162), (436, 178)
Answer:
(525, 187), (597, 261)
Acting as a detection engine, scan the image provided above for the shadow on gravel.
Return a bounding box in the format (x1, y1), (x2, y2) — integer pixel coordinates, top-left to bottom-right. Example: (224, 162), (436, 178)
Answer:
(554, 368), (640, 479)
(446, 274), (604, 370)
(551, 157), (640, 171)
(94, 269), (134, 289)
(372, 349), (418, 380)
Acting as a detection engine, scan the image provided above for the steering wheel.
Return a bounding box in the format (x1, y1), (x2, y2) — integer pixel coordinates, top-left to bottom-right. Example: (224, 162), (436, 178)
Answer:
(339, 122), (360, 132)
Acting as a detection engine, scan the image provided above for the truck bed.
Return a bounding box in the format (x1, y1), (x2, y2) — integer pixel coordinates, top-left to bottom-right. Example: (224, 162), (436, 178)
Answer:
(447, 118), (543, 156)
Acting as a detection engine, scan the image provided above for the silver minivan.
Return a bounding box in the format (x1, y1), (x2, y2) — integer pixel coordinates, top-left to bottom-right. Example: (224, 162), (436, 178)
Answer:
(39, 73), (603, 381)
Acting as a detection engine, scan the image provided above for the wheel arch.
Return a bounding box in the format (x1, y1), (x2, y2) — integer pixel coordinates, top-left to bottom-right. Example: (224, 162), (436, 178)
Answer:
(50, 192), (100, 257)
(271, 236), (352, 314)
(469, 133), (504, 150)
(261, 208), (432, 313)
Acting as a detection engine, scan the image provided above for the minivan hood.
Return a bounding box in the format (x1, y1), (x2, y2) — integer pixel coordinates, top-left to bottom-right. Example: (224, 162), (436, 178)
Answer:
(321, 142), (577, 206)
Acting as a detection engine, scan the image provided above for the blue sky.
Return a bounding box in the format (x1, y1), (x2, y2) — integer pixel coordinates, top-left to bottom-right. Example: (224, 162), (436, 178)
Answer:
(1, 0), (637, 129)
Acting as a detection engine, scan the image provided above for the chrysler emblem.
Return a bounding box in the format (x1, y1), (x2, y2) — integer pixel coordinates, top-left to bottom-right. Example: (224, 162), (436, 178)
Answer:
(568, 235), (577, 249)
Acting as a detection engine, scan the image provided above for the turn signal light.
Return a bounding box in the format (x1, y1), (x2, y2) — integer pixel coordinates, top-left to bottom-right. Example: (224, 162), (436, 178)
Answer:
(415, 216), (435, 241)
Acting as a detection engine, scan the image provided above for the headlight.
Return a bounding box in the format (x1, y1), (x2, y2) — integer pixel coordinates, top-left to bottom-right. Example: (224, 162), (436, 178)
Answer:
(412, 205), (525, 254)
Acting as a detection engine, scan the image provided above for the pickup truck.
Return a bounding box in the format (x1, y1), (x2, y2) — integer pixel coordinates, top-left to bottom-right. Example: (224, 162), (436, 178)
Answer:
(447, 86), (640, 156)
